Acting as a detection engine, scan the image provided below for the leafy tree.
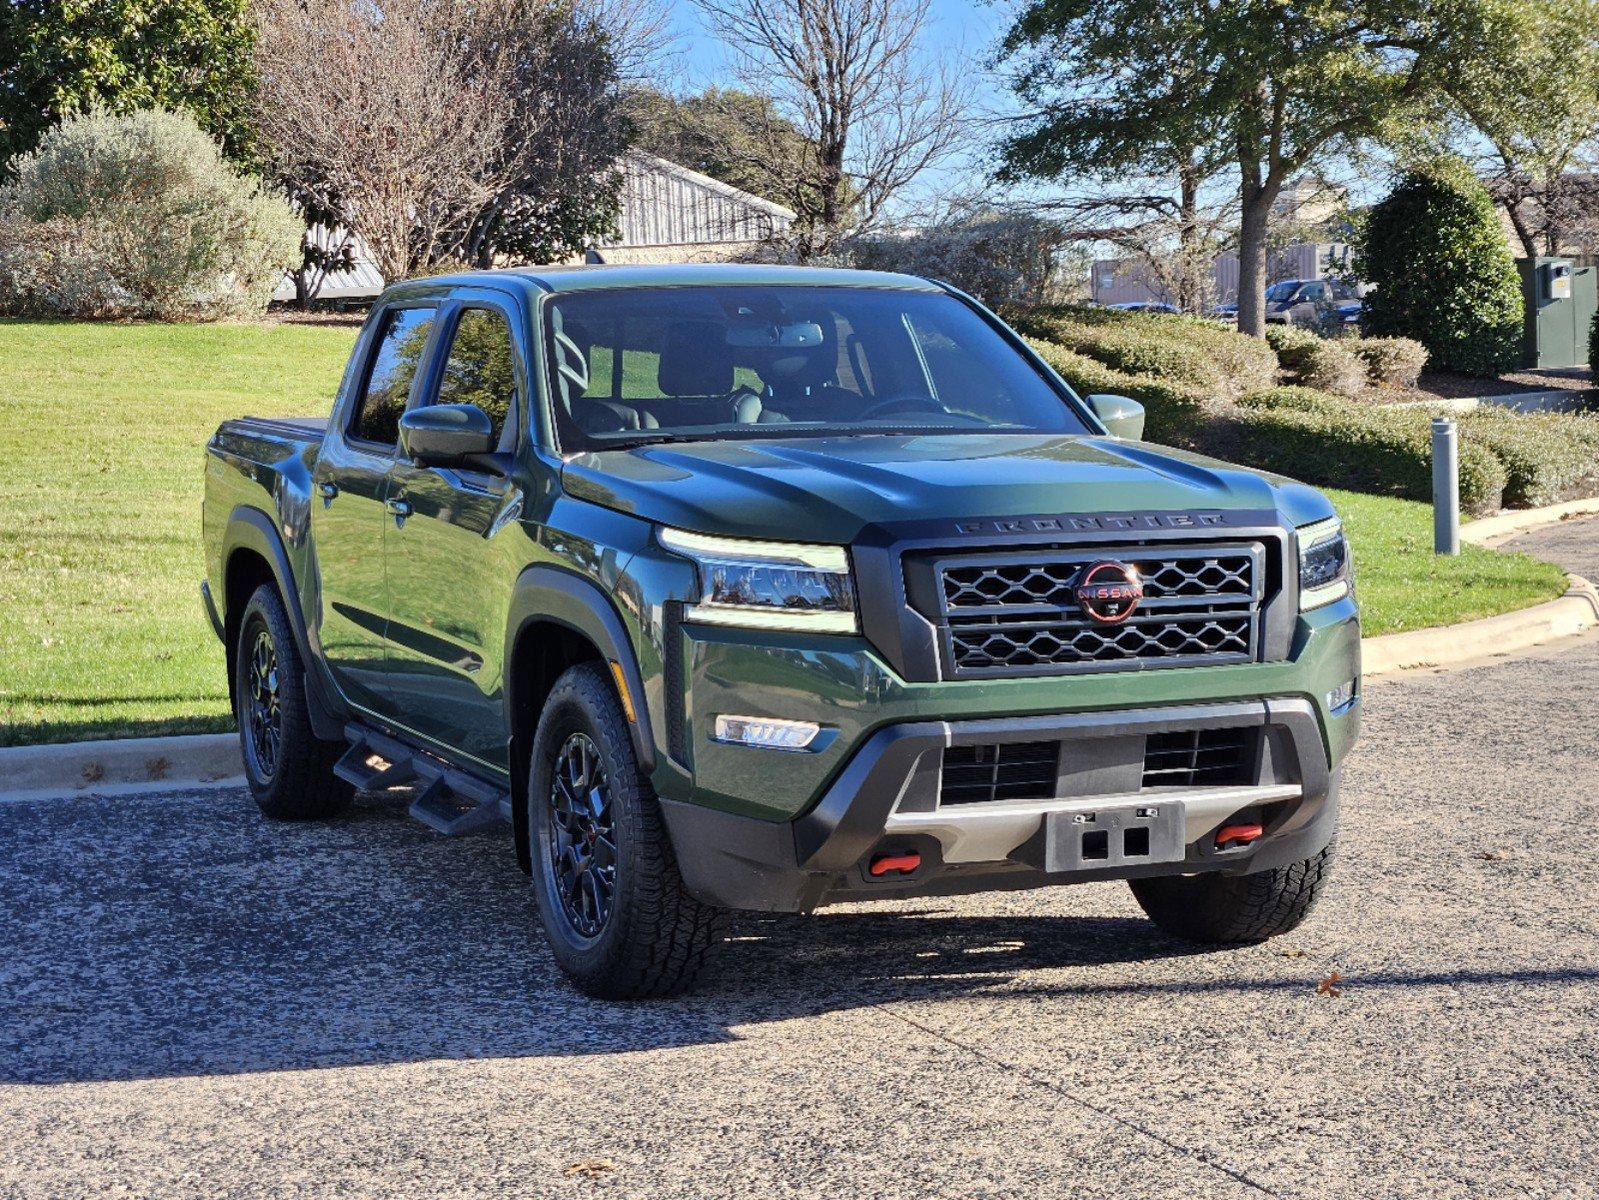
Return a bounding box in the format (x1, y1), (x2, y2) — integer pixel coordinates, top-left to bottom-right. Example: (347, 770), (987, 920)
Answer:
(997, 0), (1531, 337)
(0, 0), (255, 170)
(1358, 157), (1524, 376)
(623, 86), (821, 208)
(1450, 0), (1599, 258)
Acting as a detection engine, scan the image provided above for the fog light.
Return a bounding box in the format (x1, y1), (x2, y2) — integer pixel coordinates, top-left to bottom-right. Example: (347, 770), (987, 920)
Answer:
(713, 715), (822, 751)
(1327, 679), (1358, 713)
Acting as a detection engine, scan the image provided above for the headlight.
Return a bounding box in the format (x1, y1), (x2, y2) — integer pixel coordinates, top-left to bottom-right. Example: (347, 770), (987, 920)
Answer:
(1297, 517), (1352, 611)
(659, 527), (858, 633)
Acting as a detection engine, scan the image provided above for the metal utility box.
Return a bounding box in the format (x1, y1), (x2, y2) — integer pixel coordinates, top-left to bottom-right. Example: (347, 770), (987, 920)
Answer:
(1517, 256), (1597, 368)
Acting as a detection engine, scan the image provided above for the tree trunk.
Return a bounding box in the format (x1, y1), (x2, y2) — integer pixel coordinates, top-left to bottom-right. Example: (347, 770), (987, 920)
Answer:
(1177, 155), (1201, 314)
(1235, 182), (1276, 338)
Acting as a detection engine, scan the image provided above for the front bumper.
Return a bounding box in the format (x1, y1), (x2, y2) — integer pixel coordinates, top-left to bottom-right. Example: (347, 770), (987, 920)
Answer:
(659, 695), (1347, 912)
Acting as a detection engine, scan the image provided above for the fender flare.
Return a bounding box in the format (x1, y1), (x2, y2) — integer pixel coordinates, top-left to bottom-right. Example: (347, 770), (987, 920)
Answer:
(503, 565), (657, 775)
(223, 506), (345, 741)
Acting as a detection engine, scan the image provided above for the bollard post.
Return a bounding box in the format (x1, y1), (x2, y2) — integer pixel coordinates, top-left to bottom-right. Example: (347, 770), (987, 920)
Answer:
(1432, 417), (1460, 556)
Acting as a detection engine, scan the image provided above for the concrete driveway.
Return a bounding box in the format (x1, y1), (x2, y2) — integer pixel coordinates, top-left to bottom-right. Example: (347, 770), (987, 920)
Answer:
(4, 602), (1598, 1196)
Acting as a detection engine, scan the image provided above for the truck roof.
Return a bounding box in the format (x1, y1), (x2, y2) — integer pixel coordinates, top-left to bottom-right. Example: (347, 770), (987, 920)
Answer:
(400, 262), (947, 296)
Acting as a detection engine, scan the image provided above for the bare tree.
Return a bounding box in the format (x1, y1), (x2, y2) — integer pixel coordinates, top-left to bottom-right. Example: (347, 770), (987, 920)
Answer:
(691, 0), (972, 255)
(252, 0), (629, 284)
(252, 0), (505, 281)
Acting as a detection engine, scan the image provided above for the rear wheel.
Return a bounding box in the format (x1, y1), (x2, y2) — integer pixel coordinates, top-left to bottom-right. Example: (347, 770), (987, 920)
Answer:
(235, 583), (352, 820)
(527, 662), (724, 999)
(1128, 842), (1334, 943)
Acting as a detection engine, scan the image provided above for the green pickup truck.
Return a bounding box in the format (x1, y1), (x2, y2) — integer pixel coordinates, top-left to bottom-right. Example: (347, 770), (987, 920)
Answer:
(202, 265), (1359, 998)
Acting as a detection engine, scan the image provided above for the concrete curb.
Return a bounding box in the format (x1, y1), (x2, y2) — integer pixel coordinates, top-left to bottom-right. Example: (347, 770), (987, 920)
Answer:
(0, 733), (241, 804)
(1459, 498), (1599, 547)
(1362, 574), (1599, 677)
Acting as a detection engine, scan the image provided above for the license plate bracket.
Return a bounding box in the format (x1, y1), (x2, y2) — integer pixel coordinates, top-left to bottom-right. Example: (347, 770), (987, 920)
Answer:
(1044, 801), (1186, 872)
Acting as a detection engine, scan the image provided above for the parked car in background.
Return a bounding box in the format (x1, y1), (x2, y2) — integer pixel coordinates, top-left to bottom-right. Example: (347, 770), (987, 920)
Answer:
(1210, 279), (1360, 332)
(1103, 300), (1180, 314)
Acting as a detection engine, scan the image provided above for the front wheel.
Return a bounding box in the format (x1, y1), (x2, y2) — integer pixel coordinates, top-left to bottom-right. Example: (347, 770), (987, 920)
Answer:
(234, 583), (352, 820)
(1128, 841), (1334, 944)
(527, 662), (724, 999)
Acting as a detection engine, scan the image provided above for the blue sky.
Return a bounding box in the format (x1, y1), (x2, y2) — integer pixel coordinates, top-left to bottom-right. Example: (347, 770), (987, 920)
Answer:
(664, 0), (1013, 207)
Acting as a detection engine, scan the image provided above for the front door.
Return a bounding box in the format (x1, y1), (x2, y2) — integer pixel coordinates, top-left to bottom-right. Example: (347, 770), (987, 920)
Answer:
(309, 303), (438, 717)
(382, 297), (526, 771)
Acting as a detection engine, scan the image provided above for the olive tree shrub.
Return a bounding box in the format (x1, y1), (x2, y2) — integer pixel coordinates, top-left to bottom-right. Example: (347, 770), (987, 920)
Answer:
(0, 108), (299, 319)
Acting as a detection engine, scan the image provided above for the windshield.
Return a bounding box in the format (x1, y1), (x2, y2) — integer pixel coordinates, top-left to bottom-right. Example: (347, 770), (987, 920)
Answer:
(1265, 280), (1305, 301)
(544, 285), (1090, 450)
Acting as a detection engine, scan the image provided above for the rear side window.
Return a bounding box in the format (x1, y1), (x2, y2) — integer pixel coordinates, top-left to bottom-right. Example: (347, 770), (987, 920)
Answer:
(434, 307), (517, 448)
(352, 306), (435, 445)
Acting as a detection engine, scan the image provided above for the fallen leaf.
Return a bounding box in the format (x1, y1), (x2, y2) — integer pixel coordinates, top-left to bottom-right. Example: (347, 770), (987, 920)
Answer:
(1475, 850), (1504, 862)
(1316, 971), (1345, 998)
(146, 756), (171, 781)
(1279, 946), (1310, 958)
(563, 1158), (616, 1179)
(79, 762), (105, 787)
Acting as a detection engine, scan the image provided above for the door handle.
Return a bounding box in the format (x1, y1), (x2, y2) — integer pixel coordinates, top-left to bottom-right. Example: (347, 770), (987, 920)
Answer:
(317, 482), (338, 501)
(386, 498), (413, 519)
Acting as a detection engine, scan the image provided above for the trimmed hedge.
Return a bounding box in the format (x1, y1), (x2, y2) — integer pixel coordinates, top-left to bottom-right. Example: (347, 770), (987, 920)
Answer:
(1209, 400), (1507, 516)
(1231, 385), (1599, 511)
(1457, 407), (1599, 508)
(1349, 336), (1428, 388)
(1013, 303), (1278, 400)
(1029, 338), (1209, 445)
(1264, 325), (1365, 397)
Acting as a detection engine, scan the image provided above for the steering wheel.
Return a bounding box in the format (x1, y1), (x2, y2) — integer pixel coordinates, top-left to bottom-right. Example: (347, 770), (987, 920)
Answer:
(856, 394), (949, 421)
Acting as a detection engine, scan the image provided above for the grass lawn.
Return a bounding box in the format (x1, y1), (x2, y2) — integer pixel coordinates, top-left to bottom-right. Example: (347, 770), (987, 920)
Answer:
(0, 319), (1572, 747)
(1328, 488), (1567, 635)
(0, 320), (358, 748)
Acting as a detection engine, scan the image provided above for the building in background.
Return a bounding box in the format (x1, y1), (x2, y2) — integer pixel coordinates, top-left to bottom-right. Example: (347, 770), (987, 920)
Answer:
(275, 150), (795, 304)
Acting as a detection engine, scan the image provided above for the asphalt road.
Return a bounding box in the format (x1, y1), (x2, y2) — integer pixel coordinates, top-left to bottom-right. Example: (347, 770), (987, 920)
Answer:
(3, 527), (1598, 1198)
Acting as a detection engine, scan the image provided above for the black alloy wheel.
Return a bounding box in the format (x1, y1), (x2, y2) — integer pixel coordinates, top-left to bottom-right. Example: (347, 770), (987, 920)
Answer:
(547, 731), (618, 939)
(243, 622), (283, 781)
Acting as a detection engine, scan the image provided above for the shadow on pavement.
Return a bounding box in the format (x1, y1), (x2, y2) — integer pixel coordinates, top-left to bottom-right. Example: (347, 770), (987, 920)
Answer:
(5, 787), (1595, 1086)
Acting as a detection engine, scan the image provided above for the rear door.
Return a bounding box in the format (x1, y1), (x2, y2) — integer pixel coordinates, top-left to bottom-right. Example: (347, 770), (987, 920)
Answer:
(380, 290), (527, 770)
(309, 302), (438, 717)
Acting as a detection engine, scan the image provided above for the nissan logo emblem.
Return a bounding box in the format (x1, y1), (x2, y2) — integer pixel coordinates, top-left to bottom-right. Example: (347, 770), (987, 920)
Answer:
(1075, 561), (1143, 625)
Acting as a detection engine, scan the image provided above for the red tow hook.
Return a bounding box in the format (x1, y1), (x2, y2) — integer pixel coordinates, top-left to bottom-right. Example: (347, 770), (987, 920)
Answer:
(1214, 822), (1264, 850)
(869, 852), (922, 877)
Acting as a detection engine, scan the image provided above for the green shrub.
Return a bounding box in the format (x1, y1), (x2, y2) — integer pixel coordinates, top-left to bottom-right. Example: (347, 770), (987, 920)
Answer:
(1357, 156), (1523, 376)
(1458, 407), (1599, 507)
(1264, 324), (1366, 397)
(1591, 308), (1599, 383)
(1348, 336), (1429, 388)
(1207, 403), (1506, 515)
(0, 108), (299, 320)
(1235, 385), (1343, 412)
(1029, 337), (1209, 445)
(1013, 303), (1277, 400)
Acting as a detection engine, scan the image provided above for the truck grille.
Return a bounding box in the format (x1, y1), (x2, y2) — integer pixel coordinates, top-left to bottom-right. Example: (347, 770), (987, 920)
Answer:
(1142, 728), (1257, 788)
(941, 741), (1059, 804)
(933, 545), (1265, 678)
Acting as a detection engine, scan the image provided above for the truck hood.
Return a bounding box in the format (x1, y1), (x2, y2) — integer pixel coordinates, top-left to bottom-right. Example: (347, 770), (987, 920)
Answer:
(560, 433), (1334, 544)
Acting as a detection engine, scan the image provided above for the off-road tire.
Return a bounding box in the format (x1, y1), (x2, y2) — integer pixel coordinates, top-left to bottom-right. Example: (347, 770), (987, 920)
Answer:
(1128, 841), (1334, 943)
(527, 662), (725, 999)
(235, 583), (352, 820)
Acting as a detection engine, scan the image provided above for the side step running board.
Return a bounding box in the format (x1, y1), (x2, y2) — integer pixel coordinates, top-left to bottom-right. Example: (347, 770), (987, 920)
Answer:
(334, 724), (512, 836)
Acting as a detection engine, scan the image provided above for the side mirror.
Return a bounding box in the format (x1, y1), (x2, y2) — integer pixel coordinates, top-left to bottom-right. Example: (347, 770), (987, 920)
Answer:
(1086, 394), (1146, 441)
(399, 404), (495, 467)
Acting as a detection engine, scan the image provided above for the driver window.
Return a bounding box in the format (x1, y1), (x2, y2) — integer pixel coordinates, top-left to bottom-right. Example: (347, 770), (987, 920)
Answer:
(434, 307), (516, 448)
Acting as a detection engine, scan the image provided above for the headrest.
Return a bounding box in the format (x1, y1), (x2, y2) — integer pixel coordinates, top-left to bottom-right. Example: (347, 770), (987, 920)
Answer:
(658, 321), (733, 396)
